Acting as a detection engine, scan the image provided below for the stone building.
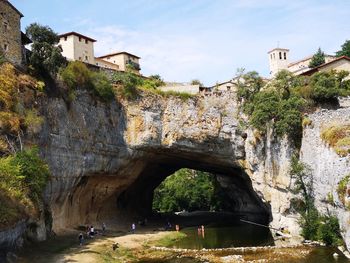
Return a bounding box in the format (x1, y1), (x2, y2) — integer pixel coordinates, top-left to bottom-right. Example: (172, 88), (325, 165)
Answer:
(268, 47), (336, 77)
(300, 56), (350, 77)
(96, 52), (141, 74)
(0, 0), (30, 65)
(58, 32), (97, 65)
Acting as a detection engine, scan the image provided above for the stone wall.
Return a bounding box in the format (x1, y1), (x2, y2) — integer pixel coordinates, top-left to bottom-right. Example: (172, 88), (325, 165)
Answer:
(0, 0), (23, 65)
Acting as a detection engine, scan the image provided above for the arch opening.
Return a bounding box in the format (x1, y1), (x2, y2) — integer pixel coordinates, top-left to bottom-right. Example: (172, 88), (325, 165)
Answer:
(51, 153), (272, 232)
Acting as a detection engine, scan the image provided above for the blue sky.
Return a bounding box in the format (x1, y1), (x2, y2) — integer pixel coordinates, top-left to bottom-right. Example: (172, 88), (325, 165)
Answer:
(11, 0), (350, 85)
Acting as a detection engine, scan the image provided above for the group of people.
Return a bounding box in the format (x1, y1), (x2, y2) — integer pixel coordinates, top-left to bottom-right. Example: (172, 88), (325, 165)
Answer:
(197, 225), (205, 238)
(78, 222), (107, 245)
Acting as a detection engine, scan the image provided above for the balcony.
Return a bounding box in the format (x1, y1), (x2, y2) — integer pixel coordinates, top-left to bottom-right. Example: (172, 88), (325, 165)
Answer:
(126, 60), (141, 71)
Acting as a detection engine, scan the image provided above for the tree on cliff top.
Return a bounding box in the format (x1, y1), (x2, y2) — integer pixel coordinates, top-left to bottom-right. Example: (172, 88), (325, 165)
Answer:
(26, 23), (66, 76)
(309, 48), (325, 68)
(336, 40), (350, 57)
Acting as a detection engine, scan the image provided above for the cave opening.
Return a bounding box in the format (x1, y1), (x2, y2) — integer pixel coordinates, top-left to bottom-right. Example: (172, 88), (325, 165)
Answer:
(115, 157), (272, 227)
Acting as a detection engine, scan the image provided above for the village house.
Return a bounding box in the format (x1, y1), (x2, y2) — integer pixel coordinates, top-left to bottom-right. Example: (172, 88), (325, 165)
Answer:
(0, 0), (31, 65)
(96, 52), (141, 75)
(58, 31), (142, 74)
(58, 32), (96, 65)
(300, 56), (350, 77)
(268, 47), (336, 77)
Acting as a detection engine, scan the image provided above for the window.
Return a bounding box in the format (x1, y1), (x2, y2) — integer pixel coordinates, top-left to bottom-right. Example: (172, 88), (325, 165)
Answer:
(79, 37), (82, 42)
(85, 56), (88, 61)
(64, 37), (67, 41)
(273, 53), (275, 59)
(85, 39), (88, 44)
(279, 52), (282, 59)
(284, 52), (287, 60)
(3, 21), (9, 30)
(270, 54), (272, 60)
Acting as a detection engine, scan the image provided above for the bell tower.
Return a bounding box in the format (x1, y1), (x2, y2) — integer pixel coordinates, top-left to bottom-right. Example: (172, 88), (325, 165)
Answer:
(268, 48), (289, 77)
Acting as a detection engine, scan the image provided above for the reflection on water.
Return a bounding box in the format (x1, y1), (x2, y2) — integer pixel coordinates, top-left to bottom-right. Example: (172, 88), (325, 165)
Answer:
(170, 223), (274, 249)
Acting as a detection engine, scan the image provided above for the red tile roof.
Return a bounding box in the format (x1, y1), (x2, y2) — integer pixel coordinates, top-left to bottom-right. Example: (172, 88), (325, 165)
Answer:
(300, 56), (350, 76)
(58, 32), (97, 42)
(97, 51), (140, 59)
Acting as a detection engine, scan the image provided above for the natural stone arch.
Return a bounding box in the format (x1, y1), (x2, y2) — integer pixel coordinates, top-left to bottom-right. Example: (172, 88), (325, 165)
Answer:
(40, 91), (296, 234)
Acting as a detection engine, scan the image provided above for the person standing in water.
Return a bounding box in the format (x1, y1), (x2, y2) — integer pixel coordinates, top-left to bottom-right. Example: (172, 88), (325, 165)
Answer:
(201, 225), (205, 238)
(131, 223), (136, 234)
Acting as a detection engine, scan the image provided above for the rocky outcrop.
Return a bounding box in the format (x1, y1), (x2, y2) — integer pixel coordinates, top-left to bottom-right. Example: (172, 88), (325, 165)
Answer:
(0, 221), (26, 262)
(301, 105), (350, 248)
(38, 89), (300, 236)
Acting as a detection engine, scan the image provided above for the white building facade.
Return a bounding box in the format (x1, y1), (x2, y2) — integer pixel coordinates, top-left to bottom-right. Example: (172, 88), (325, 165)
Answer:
(58, 32), (96, 65)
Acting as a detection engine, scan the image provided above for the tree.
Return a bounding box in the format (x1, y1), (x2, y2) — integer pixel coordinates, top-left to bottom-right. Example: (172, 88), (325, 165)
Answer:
(309, 48), (325, 68)
(336, 40), (350, 57)
(26, 23), (66, 76)
(190, 79), (203, 86)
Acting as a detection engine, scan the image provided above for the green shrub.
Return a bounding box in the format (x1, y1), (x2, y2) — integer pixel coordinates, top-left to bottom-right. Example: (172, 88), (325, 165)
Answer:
(24, 109), (44, 134)
(0, 148), (50, 227)
(302, 117), (312, 128)
(337, 175), (350, 205)
(90, 72), (114, 101)
(60, 61), (115, 102)
(309, 71), (350, 102)
(317, 215), (343, 246)
(11, 147), (50, 202)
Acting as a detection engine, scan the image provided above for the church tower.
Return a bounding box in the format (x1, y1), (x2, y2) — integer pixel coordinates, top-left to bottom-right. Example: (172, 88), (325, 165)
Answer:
(268, 48), (289, 77)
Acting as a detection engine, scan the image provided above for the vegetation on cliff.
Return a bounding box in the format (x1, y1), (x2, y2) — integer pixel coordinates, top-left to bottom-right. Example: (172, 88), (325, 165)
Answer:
(238, 69), (350, 142)
(290, 157), (343, 245)
(153, 169), (229, 213)
(60, 61), (114, 102)
(337, 175), (350, 207)
(0, 148), (50, 228)
(26, 23), (67, 76)
(0, 62), (50, 229)
(321, 124), (350, 157)
(113, 69), (193, 100)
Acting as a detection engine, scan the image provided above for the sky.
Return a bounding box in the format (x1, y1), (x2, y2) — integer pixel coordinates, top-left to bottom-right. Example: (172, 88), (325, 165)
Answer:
(11, 0), (350, 86)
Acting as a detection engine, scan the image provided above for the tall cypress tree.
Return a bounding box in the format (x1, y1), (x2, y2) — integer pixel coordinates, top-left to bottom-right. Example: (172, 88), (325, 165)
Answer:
(309, 48), (325, 68)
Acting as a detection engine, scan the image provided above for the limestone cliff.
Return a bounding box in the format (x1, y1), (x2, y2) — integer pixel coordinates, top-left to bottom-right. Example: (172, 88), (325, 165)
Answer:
(300, 102), (350, 248)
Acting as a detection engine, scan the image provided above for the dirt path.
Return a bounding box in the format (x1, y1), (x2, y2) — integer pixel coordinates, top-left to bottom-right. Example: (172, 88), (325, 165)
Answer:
(52, 230), (171, 263)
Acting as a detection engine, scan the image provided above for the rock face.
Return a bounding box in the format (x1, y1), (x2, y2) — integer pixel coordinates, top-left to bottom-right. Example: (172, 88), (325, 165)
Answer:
(0, 221), (26, 262)
(300, 104), (350, 248)
(39, 90), (300, 236)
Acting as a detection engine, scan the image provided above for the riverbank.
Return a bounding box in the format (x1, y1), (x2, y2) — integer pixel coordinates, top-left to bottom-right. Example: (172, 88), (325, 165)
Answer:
(16, 226), (349, 263)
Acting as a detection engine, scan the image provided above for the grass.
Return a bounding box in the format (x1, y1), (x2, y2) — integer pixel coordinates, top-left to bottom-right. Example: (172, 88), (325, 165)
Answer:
(321, 124), (350, 157)
(140, 87), (195, 101)
(148, 231), (187, 247)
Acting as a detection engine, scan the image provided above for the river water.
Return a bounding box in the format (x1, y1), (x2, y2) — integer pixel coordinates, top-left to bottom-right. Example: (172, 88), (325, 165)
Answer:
(160, 223), (350, 263)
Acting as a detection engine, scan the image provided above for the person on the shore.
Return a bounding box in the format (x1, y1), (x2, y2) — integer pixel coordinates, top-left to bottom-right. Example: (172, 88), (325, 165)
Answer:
(89, 225), (95, 238)
(175, 224), (180, 232)
(131, 223), (136, 234)
(78, 233), (84, 246)
(102, 222), (106, 233)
